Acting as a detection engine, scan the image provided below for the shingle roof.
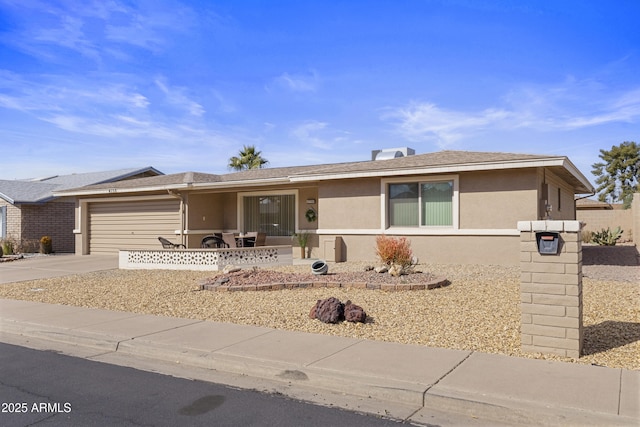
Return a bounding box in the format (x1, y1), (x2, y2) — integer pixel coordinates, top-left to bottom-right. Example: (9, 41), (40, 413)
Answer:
(576, 198), (613, 209)
(76, 171), (222, 191)
(0, 167), (163, 204)
(55, 150), (594, 195)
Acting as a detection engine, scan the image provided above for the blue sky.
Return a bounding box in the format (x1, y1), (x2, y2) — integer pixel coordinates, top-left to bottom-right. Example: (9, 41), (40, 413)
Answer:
(1, 0), (638, 188)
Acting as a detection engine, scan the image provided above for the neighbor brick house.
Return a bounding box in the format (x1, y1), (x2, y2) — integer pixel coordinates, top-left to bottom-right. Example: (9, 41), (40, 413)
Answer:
(0, 167), (162, 253)
(56, 150), (594, 265)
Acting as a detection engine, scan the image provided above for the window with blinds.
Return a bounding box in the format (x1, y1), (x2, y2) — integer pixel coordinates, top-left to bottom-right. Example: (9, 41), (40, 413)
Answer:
(389, 180), (453, 227)
(243, 194), (295, 236)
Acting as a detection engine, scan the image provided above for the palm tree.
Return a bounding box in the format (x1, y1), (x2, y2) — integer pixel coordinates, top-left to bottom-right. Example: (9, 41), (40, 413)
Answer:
(228, 145), (269, 171)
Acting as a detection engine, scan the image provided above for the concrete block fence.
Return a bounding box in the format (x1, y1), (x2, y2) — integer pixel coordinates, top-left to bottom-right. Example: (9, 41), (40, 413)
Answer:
(517, 220), (583, 358)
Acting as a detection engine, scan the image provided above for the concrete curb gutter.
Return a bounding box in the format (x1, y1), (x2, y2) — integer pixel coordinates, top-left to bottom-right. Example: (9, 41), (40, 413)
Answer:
(1, 299), (638, 426)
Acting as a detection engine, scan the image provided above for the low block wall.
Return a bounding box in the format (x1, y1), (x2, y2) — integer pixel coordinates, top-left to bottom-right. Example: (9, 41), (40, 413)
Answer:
(518, 220), (584, 358)
(119, 246), (293, 271)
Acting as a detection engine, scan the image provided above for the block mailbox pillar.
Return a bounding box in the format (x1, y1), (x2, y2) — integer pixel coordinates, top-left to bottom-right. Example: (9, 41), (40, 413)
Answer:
(517, 220), (583, 358)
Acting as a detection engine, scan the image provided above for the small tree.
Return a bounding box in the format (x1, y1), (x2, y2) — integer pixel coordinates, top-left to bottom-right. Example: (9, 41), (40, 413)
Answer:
(591, 141), (639, 209)
(228, 145), (269, 171)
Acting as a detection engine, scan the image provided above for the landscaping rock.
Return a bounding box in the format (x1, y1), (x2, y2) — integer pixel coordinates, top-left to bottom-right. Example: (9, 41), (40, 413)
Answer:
(388, 264), (403, 277)
(344, 300), (366, 323)
(374, 265), (388, 273)
(223, 265), (241, 274)
(311, 297), (344, 323)
(216, 277), (230, 285)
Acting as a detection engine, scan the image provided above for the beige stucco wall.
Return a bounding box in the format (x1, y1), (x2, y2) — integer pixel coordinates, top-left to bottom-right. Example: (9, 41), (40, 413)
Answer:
(577, 197), (638, 243)
(186, 193), (225, 230)
(318, 178), (380, 230)
(541, 169), (577, 220)
(319, 233), (520, 265)
(459, 169), (538, 229)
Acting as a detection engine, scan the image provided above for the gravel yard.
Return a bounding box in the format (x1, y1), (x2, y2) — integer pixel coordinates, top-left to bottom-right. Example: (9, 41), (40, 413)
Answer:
(0, 252), (637, 370)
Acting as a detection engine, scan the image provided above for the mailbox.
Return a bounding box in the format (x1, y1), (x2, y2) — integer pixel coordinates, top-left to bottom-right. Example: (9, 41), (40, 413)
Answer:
(536, 232), (560, 255)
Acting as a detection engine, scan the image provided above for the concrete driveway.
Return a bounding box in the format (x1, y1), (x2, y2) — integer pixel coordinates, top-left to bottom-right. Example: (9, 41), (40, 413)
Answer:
(0, 254), (118, 284)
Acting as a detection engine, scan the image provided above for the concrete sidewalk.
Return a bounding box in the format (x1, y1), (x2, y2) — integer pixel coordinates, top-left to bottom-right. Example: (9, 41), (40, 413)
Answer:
(1, 298), (638, 426)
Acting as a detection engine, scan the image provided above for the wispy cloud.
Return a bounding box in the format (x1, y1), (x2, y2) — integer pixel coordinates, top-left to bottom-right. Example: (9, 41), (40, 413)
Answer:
(289, 120), (359, 150)
(385, 79), (640, 147)
(154, 77), (205, 117)
(385, 103), (513, 147)
(0, 70), (212, 143)
(0, 71), (148, 112)
(269, 70), (319, 93)
(0, 0), (195, 62)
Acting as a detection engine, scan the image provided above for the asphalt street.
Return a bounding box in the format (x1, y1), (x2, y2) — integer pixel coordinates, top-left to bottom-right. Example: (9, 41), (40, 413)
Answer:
(0, 342), (411, 427)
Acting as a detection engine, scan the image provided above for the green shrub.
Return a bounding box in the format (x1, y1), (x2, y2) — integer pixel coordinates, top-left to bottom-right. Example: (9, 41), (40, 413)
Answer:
(591, 227), (623, 246)
(1, 238), (15, 255)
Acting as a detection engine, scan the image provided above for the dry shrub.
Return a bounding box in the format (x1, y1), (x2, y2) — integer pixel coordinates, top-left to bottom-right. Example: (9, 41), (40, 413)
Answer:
(375, 235), (413, 268)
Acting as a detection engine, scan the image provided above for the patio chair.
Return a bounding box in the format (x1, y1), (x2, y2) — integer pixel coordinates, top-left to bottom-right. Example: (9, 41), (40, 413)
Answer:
(221, 232), (237, 248)
(254, 232), (267, 246)
(243, 232), (257, 247)
(245, 232), (266, 247)
(201, 235), (229, 248)
(158, 236), (186, 249)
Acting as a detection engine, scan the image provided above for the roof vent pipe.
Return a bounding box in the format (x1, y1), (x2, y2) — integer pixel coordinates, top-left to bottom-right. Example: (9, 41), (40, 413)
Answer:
(371, 147), (415, 161)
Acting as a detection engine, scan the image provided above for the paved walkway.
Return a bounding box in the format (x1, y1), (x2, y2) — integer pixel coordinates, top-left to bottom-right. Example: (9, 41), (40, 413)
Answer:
(0, 254), (118, 284)
(0, 256), (638, 425)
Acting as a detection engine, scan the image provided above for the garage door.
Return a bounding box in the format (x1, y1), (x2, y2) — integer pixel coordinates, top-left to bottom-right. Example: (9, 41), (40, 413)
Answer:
(88, 199), (181, 254)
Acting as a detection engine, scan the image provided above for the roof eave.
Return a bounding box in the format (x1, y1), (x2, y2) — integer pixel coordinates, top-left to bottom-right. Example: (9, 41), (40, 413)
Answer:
(560, 158), (595, 194)
(54, 183), (192, 197)
(191, 177), (292, 190)
(0, 192), (15, 204)
(90, 166), (164, 185)
(289, 157), (570, 181)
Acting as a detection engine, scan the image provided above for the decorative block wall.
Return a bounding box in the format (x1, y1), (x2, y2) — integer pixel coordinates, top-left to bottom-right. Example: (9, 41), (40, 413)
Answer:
(119, 246), (293, 271)
(518, 220), (583, 358)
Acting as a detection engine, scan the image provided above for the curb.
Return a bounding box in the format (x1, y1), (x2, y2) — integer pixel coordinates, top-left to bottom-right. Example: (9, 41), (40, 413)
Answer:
(2, 318), (638, 426)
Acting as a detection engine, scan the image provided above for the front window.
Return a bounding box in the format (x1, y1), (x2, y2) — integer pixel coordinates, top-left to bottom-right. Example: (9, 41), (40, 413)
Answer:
(389, 180), (453, 227)
(243, 194), (295, 236)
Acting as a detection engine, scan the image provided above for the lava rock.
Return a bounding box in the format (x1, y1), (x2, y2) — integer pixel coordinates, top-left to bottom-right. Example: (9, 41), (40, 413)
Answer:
(344, 300), (367, 323)
(311, 297), (345, 324)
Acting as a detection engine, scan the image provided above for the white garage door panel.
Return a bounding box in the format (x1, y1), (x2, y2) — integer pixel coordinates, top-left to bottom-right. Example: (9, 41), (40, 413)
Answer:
(89, 200), (181, 253)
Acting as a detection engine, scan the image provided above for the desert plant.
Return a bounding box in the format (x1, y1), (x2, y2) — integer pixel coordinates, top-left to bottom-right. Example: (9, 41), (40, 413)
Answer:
(1, 238), (15, 255)
(581, 230), (594, 244)
(292, 232), (309, 258)
(375, 235), (414, 268)
(40, 236), (53, 254)
(15, 238), (39, 253)
(591, 227), (623, 246)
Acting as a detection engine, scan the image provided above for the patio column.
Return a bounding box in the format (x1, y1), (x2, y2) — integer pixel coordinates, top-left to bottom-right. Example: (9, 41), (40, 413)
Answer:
(517, 220), (584, 359)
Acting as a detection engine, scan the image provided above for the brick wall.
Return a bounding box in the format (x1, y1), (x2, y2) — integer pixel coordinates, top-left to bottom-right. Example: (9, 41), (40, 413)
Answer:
(518, 220), (583, 359)
(21, 201), (75, 253)
(0, 200), (23, 241)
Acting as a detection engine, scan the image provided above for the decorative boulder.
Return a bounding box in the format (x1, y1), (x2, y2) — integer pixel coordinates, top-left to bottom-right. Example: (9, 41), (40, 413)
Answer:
(223, 265), (241, 274)
(344, 300), (367, 323)
(311, 297), (344, 324)
(388, 264), (404, 277)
